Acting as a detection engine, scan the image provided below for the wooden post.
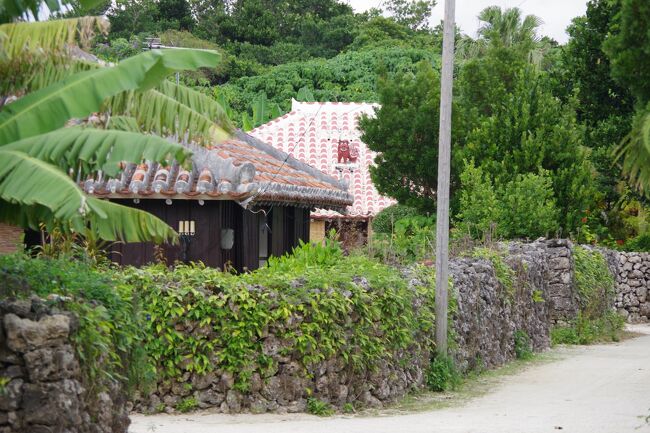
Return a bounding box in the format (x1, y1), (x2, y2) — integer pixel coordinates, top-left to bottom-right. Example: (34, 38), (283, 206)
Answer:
(435, 0), (456, 356)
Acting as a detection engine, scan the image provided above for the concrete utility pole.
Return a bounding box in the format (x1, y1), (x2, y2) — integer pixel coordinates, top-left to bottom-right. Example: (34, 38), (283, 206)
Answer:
(435, 0), (456, 356)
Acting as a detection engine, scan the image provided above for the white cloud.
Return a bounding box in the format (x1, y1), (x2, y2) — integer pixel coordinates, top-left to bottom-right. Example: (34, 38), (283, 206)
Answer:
(344, 0), (588, 43)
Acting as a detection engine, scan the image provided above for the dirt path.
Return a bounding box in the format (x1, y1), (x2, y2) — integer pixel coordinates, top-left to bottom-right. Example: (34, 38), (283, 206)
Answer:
(130, 324), (650, 433)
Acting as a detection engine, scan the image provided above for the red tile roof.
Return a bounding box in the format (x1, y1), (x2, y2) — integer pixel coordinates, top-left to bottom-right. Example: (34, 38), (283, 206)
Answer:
(250, 100), (396, 219)
(83, 131), (353, 212)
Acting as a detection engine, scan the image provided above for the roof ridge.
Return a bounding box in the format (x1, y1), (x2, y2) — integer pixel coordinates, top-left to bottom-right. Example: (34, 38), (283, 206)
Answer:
(234, 130), (348, 192)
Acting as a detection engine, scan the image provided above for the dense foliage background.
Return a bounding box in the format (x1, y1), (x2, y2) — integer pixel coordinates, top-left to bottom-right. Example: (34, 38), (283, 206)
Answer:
(56, 0), (650, 245)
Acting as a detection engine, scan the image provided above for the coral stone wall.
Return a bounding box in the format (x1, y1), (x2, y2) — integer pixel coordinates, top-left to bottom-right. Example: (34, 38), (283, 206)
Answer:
(544, 239), (579, 324)
(612, 252), (650, 322)
(0, 299), (129, 433)
(135, 276), (431, 414)
(451, 241), (552, 371)
(137, 239), (586, 414)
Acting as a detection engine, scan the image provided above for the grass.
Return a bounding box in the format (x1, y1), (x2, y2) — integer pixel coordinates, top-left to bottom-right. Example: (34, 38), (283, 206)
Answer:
(369, 351), (563, 415)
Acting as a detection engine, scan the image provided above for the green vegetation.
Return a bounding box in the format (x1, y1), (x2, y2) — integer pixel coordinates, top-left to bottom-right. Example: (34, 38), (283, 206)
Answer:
(307, 397), (335, 416)
(426, 354), (462, 392)
(370, 215), (436, 264)
(551, 247), (624, 345)
(0, 18), (233, 244)
(119, 239), (435, 390)
(0, 252), (153, 396)
(514, 330), (533, 360)
(176, 397), (199, 413)
(372, 204), (421, 235)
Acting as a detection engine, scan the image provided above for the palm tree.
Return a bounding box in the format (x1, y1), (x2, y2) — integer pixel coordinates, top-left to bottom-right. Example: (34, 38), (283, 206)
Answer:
(0, 17), (231, 243)
(477, 6), (543, 49)
(457, 6), (547, 66)
(615, 104), (650, 194)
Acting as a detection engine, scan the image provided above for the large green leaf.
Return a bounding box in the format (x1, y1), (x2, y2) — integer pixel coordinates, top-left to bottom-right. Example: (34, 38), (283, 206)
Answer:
(0, 149), (90, 222)
(105, 86), (229, 144)
(157, 80), (233, 130)
(0, 149), (177, 243)
(86, 198), (177, 244)
(3, 127), (190, 177)
(0, 17), (107, 56)
(0, 48), (220, 145)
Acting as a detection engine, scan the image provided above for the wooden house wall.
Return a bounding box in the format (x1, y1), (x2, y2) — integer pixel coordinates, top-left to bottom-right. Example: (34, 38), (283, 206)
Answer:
(110, 199), (309, 271)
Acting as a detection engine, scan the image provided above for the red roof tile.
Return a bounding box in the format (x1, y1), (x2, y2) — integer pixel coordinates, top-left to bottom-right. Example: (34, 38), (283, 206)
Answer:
(250, 100), (396, 219)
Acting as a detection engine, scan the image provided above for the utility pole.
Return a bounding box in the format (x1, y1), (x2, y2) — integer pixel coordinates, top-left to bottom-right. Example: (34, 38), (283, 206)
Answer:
(435, 0), (456, 356)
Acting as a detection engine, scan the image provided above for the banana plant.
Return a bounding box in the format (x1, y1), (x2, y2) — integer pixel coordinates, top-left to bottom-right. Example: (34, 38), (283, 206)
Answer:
(0, 18), (225, 244)
(241, 92), (284, 131)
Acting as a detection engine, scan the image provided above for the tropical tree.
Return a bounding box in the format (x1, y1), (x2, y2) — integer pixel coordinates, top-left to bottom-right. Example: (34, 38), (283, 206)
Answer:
(0, 17), (229, 243)
(456, 6), (549, 67)
(476, 6), (542, 49)
(604, 0), (650, 194)
(381, 0), (436, 31)
(359, 61), (454, 213)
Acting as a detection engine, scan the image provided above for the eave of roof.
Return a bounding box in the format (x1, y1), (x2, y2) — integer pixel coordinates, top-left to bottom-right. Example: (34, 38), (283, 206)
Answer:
(83, 131), (354, 212)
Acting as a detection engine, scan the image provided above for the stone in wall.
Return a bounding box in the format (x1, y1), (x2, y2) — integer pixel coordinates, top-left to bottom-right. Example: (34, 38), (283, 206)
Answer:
(0, 298), (130, 433)
(612, 252), (650, 323)
(544, 239), (579, 324)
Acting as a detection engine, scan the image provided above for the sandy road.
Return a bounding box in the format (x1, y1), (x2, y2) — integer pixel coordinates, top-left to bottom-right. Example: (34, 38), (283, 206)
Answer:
(130, 324), (650, 433)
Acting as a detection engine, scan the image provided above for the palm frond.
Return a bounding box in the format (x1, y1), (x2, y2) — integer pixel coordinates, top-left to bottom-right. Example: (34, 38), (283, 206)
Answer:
(615, 106), (650, 194)
(3, 127), (190, 177)
(0, 150), (177, 243)
(0, 48), (220, 145)
(0, 17), (108, 58)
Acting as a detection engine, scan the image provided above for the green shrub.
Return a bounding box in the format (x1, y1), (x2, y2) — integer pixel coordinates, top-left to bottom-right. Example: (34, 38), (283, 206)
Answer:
(499, 171), (560, 239)
(0, 253), (150, 396)
(514, 330), (533, 360)
(342, 402), (355, 414)
(176, 397), (198, 413)
(456, 162), (559, 240)
(623, 233), (650, 252)
(370, 215), (436, 264)
(123, 240), (436, 391)
(372, 204), (421, 234)
(456, 160), (500, 240)
(551, 311), (625, 345)
(307, 397), (334, 416)
(426, 354), (462, 392)
(573, 246), (615, 318)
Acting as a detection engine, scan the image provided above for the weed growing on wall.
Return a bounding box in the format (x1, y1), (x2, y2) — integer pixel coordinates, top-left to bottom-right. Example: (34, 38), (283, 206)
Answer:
(0, 253), (150, 398)
(471, 247), (515, 299)
(307, 397), (334, 416)
(551, 246), (624, 344)
(426, 354), (462, 392)
(514, 330), (533, 359)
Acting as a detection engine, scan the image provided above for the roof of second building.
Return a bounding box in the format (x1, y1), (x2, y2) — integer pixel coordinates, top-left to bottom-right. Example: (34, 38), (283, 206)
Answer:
(250, 100), (396, 219)
(82, 130), (354, 212)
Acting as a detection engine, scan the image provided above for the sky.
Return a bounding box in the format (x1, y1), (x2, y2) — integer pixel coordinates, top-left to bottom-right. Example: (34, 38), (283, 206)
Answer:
(345, 0), (588, 43)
